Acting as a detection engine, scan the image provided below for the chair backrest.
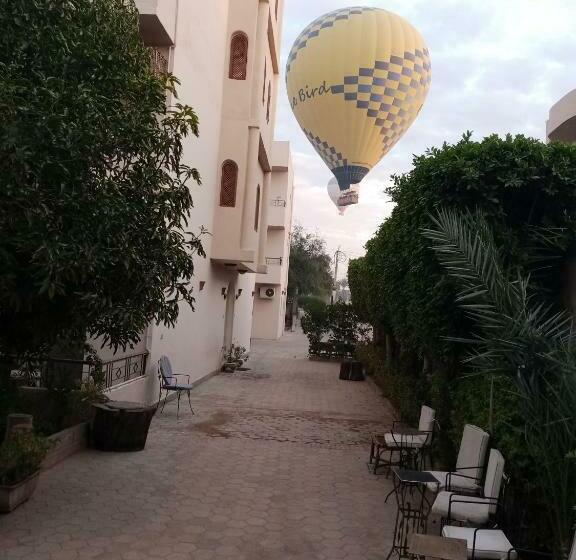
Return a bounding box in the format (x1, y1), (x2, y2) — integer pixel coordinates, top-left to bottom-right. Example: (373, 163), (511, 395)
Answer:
(158, 356), (173, 385)
(455, 424), (490, 483)
(483, 449), (505, 513)
(418, 405), (435, 432)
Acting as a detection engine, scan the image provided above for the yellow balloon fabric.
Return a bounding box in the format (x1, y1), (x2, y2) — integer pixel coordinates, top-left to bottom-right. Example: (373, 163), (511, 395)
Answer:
(286, 7), (431, 191)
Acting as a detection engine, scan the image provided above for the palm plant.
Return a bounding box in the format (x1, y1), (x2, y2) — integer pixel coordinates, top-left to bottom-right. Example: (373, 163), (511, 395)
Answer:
(423, 208), (576, 558)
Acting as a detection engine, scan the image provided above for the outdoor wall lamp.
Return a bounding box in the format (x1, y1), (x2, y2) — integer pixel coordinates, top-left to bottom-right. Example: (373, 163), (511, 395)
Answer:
(221, 287), (227, 299)
(236, 289), (243, 300)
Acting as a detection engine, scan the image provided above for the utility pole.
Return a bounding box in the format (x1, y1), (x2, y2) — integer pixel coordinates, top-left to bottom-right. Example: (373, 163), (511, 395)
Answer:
(332, 247), (346, 304)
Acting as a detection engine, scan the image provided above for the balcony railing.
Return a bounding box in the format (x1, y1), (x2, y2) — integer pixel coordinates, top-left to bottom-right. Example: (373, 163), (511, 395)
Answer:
(148, 47), (168, 78)
(5, 352), (149, 390)
(102, 352), (148, 389)
(270, 197), (286, 207)
(266, 257), (283, 265)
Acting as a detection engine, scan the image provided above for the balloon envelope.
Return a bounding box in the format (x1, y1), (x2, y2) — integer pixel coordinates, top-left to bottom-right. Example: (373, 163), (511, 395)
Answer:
(286, 7), (431, 191)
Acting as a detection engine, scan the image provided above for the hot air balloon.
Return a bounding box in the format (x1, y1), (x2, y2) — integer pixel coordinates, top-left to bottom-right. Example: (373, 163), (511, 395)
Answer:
(328, 178), (358, 215)
(286, 7), (431, 206)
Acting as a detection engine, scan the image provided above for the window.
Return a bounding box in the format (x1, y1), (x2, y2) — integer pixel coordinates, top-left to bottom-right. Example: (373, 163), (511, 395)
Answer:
(254, 185), (261, 231)
(266, 82), (271, 123)
(220, 160), (238, 207)
(262, 59), (267, 104)
(229, 32), (248, 80)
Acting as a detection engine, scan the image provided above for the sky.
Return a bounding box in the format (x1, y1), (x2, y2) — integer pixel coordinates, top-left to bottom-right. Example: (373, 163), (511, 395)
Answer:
(275, 0), (576, 278)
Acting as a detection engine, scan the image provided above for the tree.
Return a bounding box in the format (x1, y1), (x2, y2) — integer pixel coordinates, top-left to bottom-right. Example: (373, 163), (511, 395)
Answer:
(287, 225), (333, 297)
(0, 0), (204, 358)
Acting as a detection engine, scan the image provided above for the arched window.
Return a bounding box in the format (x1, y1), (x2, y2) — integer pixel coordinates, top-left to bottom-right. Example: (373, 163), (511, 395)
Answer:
(254, 185), (261, 231)
(229, 32), (248, 80)
(220, 160), (238, 207)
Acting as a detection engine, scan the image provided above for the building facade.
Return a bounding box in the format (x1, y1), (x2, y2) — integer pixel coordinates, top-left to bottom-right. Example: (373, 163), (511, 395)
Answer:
(100, 0), (293, 403)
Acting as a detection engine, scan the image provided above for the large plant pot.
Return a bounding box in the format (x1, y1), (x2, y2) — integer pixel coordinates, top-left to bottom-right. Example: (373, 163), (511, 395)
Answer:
(91, 401), (156, 452)
(339, 360), (365, 381)
(0, 472), (40, 513)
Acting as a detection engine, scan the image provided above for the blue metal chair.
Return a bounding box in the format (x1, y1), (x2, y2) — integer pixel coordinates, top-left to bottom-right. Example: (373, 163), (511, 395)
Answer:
(157, 356), (195, 419)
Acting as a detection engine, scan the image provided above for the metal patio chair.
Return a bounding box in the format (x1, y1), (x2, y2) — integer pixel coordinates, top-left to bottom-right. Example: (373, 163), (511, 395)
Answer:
(369, 405), (437, 474)
(157, 356), (195, 419)
(424, 424), (490, 494)
(431, 449), (506, 527)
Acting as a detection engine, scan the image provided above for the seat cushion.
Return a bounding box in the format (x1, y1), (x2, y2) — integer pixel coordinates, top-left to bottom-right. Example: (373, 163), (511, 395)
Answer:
(383, 432), (429, 448)
(431, 491), (491, 525)
(161, 384), (193, 390)
(426, 471), (481, 493)
(442, 526), (516, 560)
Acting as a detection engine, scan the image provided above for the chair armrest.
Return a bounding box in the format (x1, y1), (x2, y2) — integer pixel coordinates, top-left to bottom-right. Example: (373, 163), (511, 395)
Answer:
(172, 373), (191, 384)
(445, 468), (483, 490)
(447, 495), (498, 522)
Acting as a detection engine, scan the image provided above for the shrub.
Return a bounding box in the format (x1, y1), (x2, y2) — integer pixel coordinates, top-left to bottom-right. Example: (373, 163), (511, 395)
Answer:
(302, 302), (369, 358)
(0, 432), (50, 486)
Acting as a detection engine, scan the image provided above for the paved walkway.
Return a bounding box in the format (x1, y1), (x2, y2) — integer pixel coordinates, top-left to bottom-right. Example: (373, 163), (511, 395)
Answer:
(0, 331), (397, 560)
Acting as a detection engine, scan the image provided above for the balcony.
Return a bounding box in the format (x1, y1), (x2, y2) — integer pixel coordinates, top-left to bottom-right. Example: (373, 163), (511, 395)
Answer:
(547, 89), (576, 143)
(257, 256), (284, 284)
(268, 197), (288, 229)
(136, 0), (177, 47)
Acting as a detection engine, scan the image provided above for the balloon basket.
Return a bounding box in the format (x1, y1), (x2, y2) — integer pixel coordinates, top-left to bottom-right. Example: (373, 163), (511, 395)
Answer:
(337, 190), (359, 206)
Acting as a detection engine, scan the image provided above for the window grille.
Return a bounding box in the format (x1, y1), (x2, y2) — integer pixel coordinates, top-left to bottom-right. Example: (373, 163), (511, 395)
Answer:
(220, 160), (238, 207)
(148, 47), (168, 78)
(229, 32), (248, 80)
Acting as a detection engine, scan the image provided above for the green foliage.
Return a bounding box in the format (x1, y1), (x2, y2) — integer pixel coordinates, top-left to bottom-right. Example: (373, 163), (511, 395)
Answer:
(425, 208), (576, 556)
(288, 225), (333, 297)
(356, 344), (426, 423)
(349, 134), (576, 555)
(298, 295), (327, 316)
(301, 302), (369, 358)
(0, 0), (205, 357)
(0, 432), (50, 486)
(350, 133), (576, 358)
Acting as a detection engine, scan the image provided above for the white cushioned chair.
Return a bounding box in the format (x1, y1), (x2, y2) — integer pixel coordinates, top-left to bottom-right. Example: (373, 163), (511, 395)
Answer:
(369, 405), (436, 473)
(426, 424), (490, 493)
(431, 449), (505, 525)
(442, 526), (516, 560)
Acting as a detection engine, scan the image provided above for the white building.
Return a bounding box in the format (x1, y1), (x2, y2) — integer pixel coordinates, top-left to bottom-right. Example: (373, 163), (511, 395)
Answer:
(547, 89), (576, 143)
(98, 0), (294, 403)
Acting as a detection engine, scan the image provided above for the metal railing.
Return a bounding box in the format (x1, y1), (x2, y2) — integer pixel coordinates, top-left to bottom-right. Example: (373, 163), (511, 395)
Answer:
(148, 47), (168, 78)
(5, 352), (149, 390)
(102, 352), (149, 389)
(270, 197), (286, 207)
(266, 257), (283, 265)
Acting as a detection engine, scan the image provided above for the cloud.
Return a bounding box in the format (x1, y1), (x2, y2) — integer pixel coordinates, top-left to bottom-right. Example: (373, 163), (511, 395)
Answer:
(278, 0), (576, 276)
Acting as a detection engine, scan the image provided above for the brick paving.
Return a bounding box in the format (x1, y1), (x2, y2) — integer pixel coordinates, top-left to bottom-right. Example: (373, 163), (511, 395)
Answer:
(0, 331), (398, 560)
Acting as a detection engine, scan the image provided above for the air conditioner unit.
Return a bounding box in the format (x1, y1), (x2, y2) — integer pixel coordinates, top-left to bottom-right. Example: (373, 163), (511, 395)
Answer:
(259, 286), (276, 299)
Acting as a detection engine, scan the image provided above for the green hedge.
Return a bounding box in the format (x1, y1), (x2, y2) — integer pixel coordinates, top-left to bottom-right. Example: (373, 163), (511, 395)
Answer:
(349, 134), (576, 554)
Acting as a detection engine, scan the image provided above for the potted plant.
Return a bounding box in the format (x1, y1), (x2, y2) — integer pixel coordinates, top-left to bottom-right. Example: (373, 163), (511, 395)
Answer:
(221, 344), (249, 372)
(0, 431), (50, 513)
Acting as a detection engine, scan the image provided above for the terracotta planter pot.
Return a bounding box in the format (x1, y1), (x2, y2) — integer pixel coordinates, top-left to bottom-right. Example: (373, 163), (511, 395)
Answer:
(0, 472), (40, 513)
